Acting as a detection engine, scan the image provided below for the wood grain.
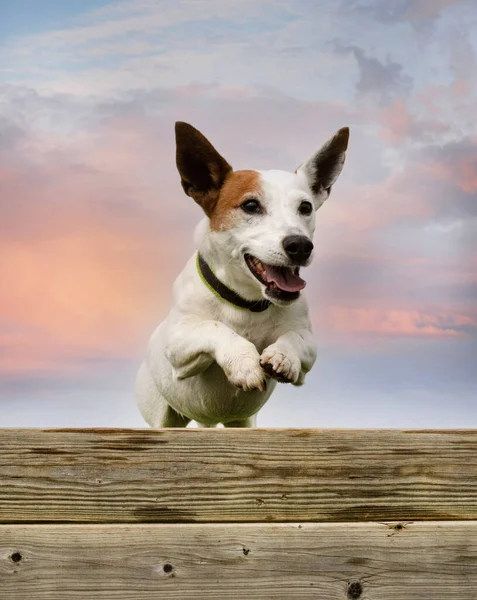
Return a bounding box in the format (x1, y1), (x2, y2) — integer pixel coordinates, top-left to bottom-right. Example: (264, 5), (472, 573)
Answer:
(1, 521), (477, 599)
(1, 428), (477, 523)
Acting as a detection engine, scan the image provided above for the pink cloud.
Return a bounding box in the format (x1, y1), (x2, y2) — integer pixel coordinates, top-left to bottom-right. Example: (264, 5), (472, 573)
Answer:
(452, 78), (473, 98)
(415, 85), (447, 118)
(418, 148), (477, 194)
(378, 96), (450, 143)
(403, 0), (468, 21)
(379, 99), (413, 143)
(321, 307), (476, 339)
(0, 225), (184, 376)
(457, 155), (477, 193)
(0, 117), (195, 379)
(318, 168), (434, 241)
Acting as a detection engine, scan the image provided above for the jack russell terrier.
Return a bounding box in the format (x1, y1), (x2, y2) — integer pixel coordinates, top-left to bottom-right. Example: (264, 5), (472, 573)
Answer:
(136, 122), (349, 427)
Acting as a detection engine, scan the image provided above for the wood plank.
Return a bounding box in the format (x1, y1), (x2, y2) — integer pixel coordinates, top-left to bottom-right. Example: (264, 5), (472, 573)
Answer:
(1, 428), (477, 523)
(1, 522), (477, 599)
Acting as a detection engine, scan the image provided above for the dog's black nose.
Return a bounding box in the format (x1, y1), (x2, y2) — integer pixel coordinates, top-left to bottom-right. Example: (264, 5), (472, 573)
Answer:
(282, 235), (314, 264)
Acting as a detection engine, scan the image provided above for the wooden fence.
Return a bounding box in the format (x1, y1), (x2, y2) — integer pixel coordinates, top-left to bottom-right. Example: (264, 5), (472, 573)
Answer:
(1, 428), (477, 598)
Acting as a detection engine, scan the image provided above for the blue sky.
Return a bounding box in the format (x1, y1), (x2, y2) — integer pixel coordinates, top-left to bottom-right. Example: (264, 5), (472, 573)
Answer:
(1, 0), (476, 427)
(1, 0), (112, 37)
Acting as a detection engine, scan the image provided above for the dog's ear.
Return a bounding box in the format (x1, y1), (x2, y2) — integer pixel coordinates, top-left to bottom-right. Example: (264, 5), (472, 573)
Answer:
(175, 122), (232, 215)
(297, 127), (349, 209)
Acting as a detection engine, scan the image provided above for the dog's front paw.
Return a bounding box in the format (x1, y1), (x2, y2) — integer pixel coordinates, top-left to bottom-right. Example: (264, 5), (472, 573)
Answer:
(260, 346), (300, 384)
(221, 347), (268, 392)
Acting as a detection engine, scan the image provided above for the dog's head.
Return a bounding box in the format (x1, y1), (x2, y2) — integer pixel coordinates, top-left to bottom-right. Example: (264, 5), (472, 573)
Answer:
(175, 121), (349, 305)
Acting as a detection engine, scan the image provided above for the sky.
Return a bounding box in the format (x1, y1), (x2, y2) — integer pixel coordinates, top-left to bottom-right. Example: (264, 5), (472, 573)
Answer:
(1, 0), (476, 428)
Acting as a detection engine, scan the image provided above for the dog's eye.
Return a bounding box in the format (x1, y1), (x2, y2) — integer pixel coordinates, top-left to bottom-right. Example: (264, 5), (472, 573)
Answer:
(298, 201), (313, 216)
(241, 199), (262, 214)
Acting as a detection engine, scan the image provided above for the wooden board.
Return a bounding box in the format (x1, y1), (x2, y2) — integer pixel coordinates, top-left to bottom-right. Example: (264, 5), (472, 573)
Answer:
(1, 428), (477, 523)
(1, 522), (477, 599)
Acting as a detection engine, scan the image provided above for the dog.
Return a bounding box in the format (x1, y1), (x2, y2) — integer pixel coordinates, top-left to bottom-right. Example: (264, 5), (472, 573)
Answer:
(136, 122), (349, 428)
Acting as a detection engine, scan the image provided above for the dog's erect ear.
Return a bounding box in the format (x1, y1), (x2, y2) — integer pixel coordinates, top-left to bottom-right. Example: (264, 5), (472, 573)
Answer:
(175, 122), (232, 216)
(297, 127), (349, 208)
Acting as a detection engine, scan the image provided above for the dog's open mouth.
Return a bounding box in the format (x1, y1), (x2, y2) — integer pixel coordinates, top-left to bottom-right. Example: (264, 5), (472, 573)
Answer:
(245, 254), (306, 301)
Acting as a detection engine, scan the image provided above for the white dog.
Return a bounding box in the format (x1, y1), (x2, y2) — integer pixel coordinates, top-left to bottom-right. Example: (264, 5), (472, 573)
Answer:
(136, 122), (349, 428)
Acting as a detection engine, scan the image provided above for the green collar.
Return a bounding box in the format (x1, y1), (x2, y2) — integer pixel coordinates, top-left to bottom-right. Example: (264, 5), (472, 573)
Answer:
(196, 253), (271, 312)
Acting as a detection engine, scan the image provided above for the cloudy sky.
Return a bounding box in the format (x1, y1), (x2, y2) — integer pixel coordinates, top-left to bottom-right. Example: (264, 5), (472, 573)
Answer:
(1, 0), (476, 428)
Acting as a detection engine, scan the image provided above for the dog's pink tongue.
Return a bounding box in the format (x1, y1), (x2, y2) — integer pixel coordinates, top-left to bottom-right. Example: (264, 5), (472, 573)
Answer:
(264, 265), (306, 292)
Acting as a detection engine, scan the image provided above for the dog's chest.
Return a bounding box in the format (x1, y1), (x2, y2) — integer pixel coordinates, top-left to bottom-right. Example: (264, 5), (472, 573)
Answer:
(221, 310), (280, 352)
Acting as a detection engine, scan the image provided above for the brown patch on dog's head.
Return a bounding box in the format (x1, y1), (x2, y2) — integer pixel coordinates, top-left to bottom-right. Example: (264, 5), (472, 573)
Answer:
(209, 170), (262, 231)
(175, 121), (232, 215)
(175, 122), (262, 231)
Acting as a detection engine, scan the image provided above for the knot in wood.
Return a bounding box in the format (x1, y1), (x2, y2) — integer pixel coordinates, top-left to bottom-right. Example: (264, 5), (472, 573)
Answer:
(347, 581), (363, 599)
(163, 563), (174, 574)
(10, 552), (23, 564)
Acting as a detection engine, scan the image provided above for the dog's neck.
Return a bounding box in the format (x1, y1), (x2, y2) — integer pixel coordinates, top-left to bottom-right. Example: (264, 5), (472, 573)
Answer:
(197, 226), (265, 303)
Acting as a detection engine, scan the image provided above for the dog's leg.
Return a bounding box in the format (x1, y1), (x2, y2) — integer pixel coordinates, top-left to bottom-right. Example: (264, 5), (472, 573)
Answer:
(152, 404), (191, 428)
(136, 362), (191, 428)
(164, 317), (267, 392)
(223, 415), (257, 428)
(260, 330), (316, 386)
(153, 403), (191, 428)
